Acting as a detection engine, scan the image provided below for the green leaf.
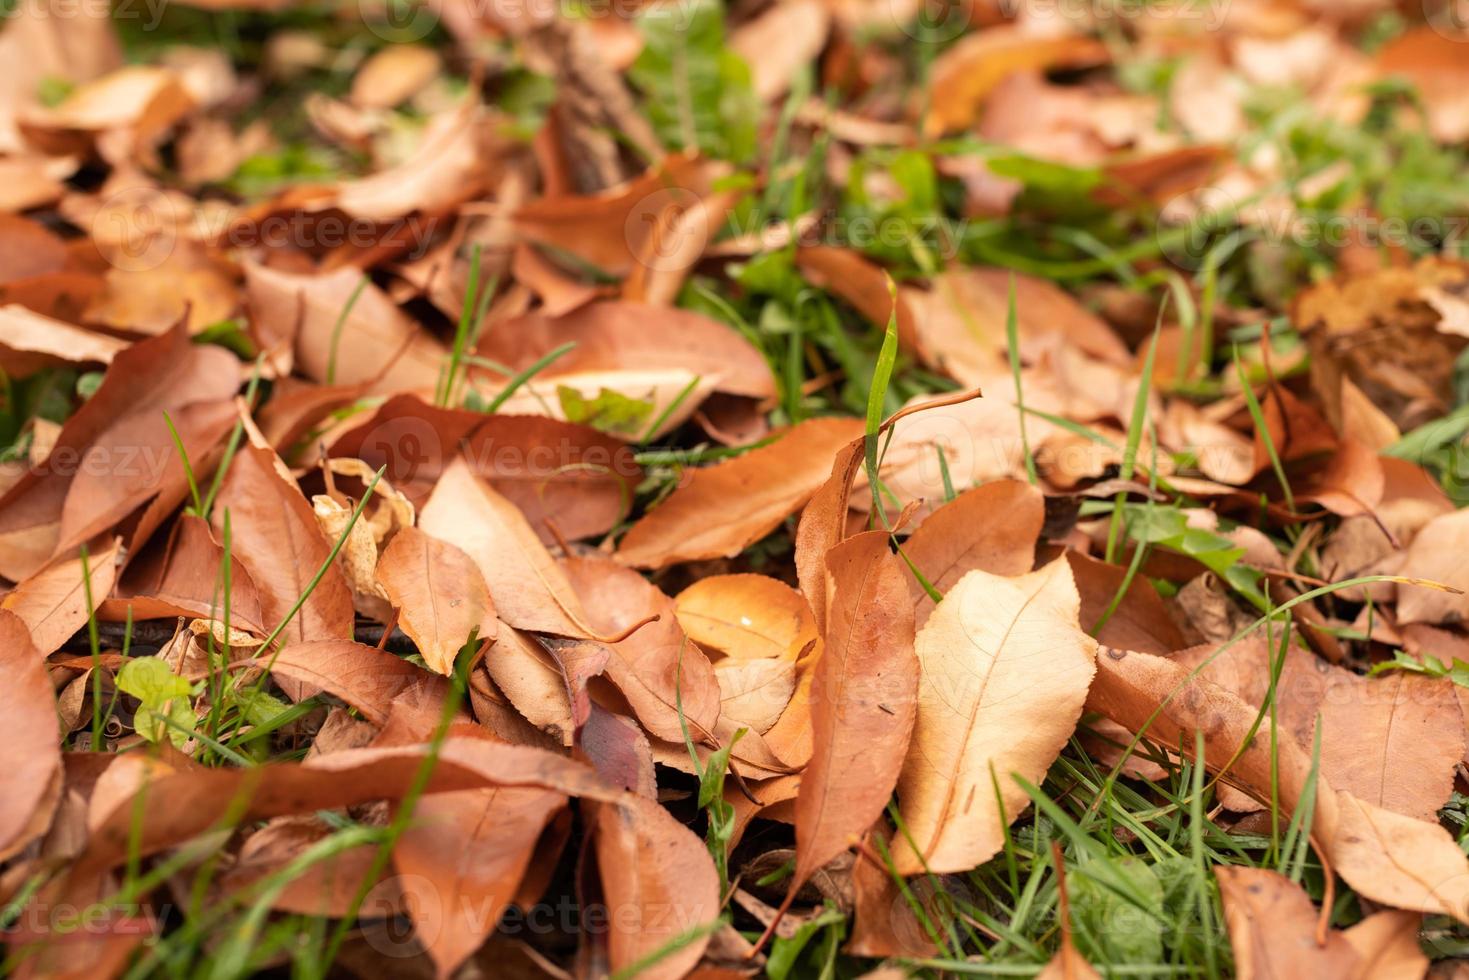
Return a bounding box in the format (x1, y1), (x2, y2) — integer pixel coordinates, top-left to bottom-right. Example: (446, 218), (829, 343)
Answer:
(556, 386), (655, 437)
(118, 657), (197, 747)
(118, 657), (193, 709)
(1071, 855), (1166, 967)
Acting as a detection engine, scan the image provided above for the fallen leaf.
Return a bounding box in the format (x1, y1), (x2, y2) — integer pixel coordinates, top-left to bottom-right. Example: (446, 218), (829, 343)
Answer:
(1172, 637), (1464, 821)
(0, 304), (126, 378)
(210, 443), (354, 646)
(901, 479), (1044, 624)
(592, 793), (720, 980)
(263, 640), (447, 727)
(244, 262), (445, 392)
(1216, 866), (1361, 978)
(419, 456), (598, 638)
(1088, 644), (1469, 923)
(924, 28), (1109, 136)
(479, 301), (775, 402)
(729, 0), (830, 102)
(2, 537), (119, 656)
(349, 44), (442, 109)
(0, 610), (59, 860)
(788, 532), (917, 907)
(1396, 506), (1469, 626)
(512, 152), (710, 275)
(377, 526), (498, 675)
(394, 782), (566, 980)
(716, 658), (797, 733)
(894, 560), (1097, 874)
(617, 417), (865, 568)
(562, 552), (723, 743)
(111, 513), (266, 634)
(674, 574), (818, 662)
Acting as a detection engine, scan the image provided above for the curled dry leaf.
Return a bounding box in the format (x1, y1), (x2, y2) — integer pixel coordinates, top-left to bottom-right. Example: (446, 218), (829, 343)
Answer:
(377, 526), (498, 675)
(483, 627), (576, 746)
(674, 573), (818, 661)
(617, 417), (864, 568)
(562, 552), (723, 744)
(923, 28), (1109, 136)
(894, 560), (1097, 875)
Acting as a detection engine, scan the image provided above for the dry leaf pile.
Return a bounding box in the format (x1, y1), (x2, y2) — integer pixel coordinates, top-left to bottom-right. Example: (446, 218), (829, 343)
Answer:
(4, 0), (1469, 977)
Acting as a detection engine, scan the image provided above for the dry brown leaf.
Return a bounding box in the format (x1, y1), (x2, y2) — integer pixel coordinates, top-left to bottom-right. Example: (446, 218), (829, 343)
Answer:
(788, 532), (917, 906)
(482, 628), (576, 747)
(729, 0), (830, 102)
(796, 247), (918, 350)
(1216, 865), (1361, 978)
(244, 262), (445, 392)
(2, 537), (120, 656)
(349, 44), (441, 109)
(0, 610), (59, 860)
(715, 658), (797, 734)
(84, 240), (239, 337)
(1216, 866), (1428, 980)
(674, 574), (817, 662)
(894, 560), (1097, 874)
(394, 782), (566, 980)
(1376, 26), (1469, 143)
(0, 304), (126, 377)
(210, 443), (354, 646)
(1397, 506), (1469, 626)
(909, 267), (1129, 385)
(419, 456), (596, 639)
(264, 641), (447, 726)
(377, 527), (498, 675)
(924, 28), (1109, 136)
(479, 301), (775, 402)
(111, 513), (266, 634)
(593, 793), (720, 980)
(332, 101), (497, 221)
(512, 152), (710, 275)
(902, 479), (1043, 624)
(617, 417), (865, 568)
(562, 552), (723, 744)
(1088, 645), (1469, 923)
